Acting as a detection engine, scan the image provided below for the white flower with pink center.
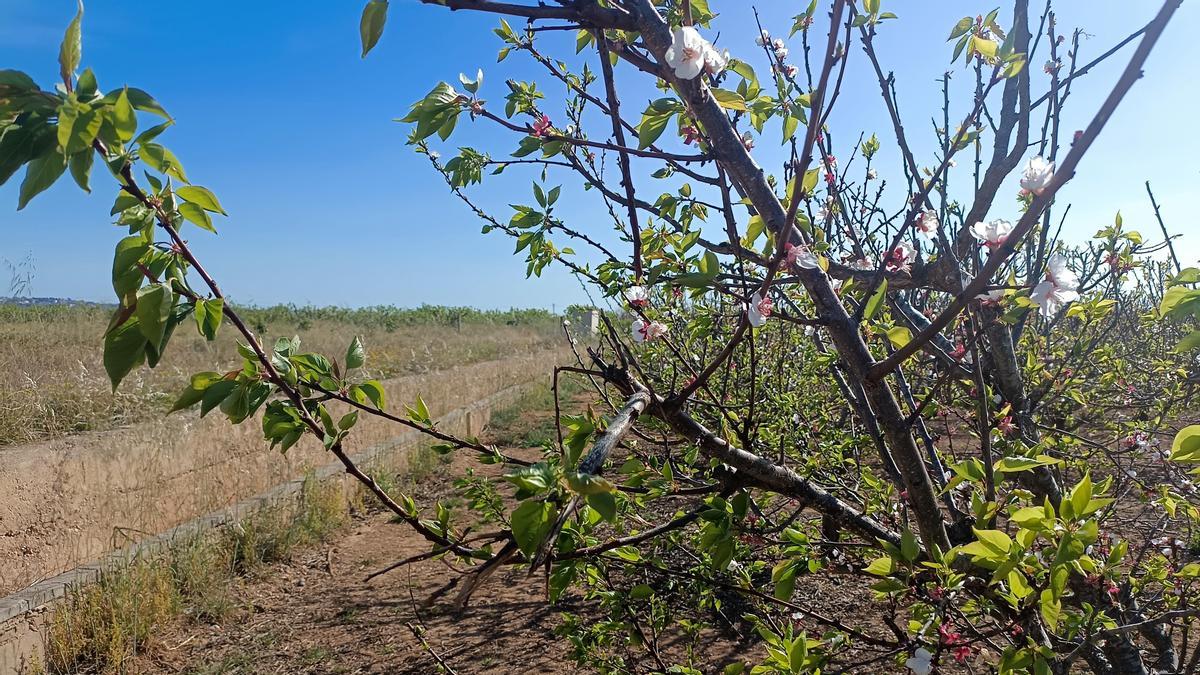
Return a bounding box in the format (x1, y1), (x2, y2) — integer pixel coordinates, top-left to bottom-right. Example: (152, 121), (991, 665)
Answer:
(1020, 155), (1055, 195)
(885, 242), (916, 273)
(971, 218), (1014, 248)
(1029, 254), (1079, 318)
(916, 210), (939, 238)
(632, 318), (668, 343)
(624, 285), (650, 309)
(747, 291), (773, 327)
(664, 26), (725, 79)
(785, 243), (820, 270)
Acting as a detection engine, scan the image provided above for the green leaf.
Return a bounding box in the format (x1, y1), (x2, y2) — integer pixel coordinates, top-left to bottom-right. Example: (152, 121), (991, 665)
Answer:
(134, 283), (172, 346)
(1170, 425), (1200, 462)
(200, 379), (237, 417)
(112, 87), (137, 142)
(587, 492), (617, 522)
(193, 297), (223, 340)
(176, 185), (226, 215)
(863, 279), (888, 321)
(68, 147), (93, 192)
(1010, 507), (1050, 530)
(122, 88), (170, 120)
(801, 167), (819, 196)
(0, 70), (37, 91)
(636, 111), (671, 150)
(57, 104), (102, 154)
(169, 371), (222, 413)
(710, 88), (747, 111)
(17, 149), (67, 210)
(356, 380), (386, 410)
(1174, 331), (1200, 354)
(994, 455), (1061, 473)
(140, 142), (188, 183)
(510, 500), (554, 557)
(973, 528), (1013, 554)
(1067, 474), (1092, 522)
(58, 1), (84, 88)
(111, 233), (148, 298)
(900, 529), (920, 562)
(864, 556), (895, 576)
(566, 471), (616, 495)
(772, 560), (798, 599)
(103, 315), (147, 390)
(1040, 589), (1061, 632)
(885, 326), (911, 349)
(948, 16), (973, 40)
(345, 336), (366, 370)
(178, 202), (215, 232)
(359, 0), (389, 58)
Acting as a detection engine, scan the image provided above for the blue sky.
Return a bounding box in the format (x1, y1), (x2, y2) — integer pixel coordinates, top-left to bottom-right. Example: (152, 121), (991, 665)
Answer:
(0, 1), (1195, 310)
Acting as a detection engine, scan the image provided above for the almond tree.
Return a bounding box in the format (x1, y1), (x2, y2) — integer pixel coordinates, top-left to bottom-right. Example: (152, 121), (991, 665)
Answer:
(3, 1), (1198, 672)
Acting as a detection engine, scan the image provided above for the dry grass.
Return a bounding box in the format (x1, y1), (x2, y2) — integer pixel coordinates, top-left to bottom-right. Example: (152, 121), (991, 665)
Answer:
(39, 472), (351, 675)
(33, 381), (562, 675)
(0, 304), (560, 446)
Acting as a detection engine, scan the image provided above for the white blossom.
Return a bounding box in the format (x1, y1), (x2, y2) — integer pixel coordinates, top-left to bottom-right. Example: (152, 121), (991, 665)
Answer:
(886, 242), (916, 273)
(916, 210), (939, 238)
(971, 218), (1014, 248)
(977, 287), (1006, 302)
(664, 26), (725, 79)
(867, 168), (878, 180)
(624, 285), (650, 308)
(632, 318), (668, 343)
(664, 26), (706, 79)
(814, 200), (832, 222)
(747, 291), (773, 327)
(704, 47), (729, 76)
(906, 648), (933, 675)
(1029, 254), (1079, 318)
(786, 243), (821, 270)
(1020, 155), (1055, 195)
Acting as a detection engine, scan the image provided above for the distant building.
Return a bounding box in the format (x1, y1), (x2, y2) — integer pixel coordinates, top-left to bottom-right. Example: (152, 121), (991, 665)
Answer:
(566, 308), (601, 335)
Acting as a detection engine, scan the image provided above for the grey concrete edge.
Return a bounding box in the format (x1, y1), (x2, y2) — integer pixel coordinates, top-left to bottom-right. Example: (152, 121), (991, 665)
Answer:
(0, 379), (534, 626)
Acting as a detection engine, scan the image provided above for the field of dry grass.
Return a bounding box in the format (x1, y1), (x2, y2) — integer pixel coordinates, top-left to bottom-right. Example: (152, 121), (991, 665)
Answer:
(0, 303), (562, 447)
(31, 379), (592, 675)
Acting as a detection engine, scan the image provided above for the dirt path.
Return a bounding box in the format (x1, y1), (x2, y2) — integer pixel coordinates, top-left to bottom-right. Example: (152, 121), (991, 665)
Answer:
(129, 389), (599, 675)
(142, 506), (584, 674)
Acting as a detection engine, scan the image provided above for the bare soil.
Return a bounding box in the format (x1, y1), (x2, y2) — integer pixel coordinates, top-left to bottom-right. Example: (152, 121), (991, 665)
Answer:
(103, 396), (1082, 674)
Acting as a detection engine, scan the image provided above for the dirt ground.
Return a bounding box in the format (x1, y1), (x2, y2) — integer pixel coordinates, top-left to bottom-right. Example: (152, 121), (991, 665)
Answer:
(141, 504), (585, 674)
(124, 394), (775, 675)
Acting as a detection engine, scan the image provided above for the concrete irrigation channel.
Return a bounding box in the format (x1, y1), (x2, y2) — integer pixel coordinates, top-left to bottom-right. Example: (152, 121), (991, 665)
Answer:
(0, 351), (562, 672)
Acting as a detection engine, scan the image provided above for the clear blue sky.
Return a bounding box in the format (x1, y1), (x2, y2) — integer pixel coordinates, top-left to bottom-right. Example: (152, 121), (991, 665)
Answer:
(1, 1), (1196, 309)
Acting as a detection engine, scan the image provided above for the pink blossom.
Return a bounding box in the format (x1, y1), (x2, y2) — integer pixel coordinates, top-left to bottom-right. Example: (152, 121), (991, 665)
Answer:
(916, 211), (939, 238)
(632, 318), (668, 343)
(997, 416), (1017, 437)
(747, 291), (773, 327)
(624, 285), (650, 309)
(531, 114), (552, 137)
(885, 242), (916, 274)
(785, 243), (821, 270)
